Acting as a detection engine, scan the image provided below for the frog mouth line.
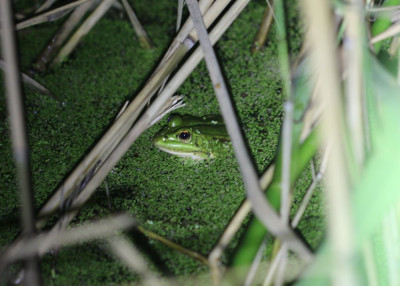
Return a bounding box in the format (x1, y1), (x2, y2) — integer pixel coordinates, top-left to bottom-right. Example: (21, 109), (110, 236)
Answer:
(155, 145), (208, 160)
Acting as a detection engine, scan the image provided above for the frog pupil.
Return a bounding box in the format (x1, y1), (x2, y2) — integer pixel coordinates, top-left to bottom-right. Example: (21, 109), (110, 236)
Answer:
(179, 131), (190, 140)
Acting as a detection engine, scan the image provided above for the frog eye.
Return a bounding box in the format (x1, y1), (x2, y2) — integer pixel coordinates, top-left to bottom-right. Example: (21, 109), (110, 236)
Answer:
(178, 130), (191, 141)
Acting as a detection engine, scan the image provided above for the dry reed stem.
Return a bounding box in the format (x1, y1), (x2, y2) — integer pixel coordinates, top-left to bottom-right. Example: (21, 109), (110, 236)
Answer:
(275, 100), (295, 286)
(51, 0), (116, 65)
(177, 0), (185, 31)
(137, 226), (209, 266)
(252, 4), (274, 53)
(262, 244), (285, 285)
(148, 95), (186, 127)
(151, 0), (214, 97)
(187, 0), (233, 42)
(0, 1), (40, 283)
(106, 236), (163, 286)
(367, 5), (400, 13)
(371, 20), (400, 44)
(34, 0), (93, 71)
(244, 237), (268, 286)
(300, 0), (357, 285)
(0, 60), (53, 97)
(388, 35), (400, 57)
(0, 214), (135, 269)
(299, 81), (323, 142)
(344, 0), (365, 165)
(291, 149), (328, 227)
(153, 0), (225, 76)
(187, 0), (312, 261)
(121, 0), (153, 49)
(274, 244), (288, 286)
(15, 0), (92, 30)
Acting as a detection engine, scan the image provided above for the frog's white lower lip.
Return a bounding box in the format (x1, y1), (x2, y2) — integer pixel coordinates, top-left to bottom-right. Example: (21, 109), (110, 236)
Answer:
(155, 145), (205, 160)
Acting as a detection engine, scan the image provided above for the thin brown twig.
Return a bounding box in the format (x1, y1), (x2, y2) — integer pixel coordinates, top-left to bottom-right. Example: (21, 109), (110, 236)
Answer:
(137, 226), (209, 266)
(252, 4), (274, 53)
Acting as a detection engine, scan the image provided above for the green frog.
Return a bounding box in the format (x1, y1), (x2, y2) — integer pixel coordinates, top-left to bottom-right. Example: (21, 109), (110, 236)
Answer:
(153, 114), (230, 160)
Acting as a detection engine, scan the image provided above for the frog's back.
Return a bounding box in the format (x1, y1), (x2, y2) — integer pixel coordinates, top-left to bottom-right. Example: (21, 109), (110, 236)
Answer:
(180, 114), (224, 126)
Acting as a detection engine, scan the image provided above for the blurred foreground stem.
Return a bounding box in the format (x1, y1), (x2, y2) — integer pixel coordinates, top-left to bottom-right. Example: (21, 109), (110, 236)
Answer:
(0, 1), (40, 284)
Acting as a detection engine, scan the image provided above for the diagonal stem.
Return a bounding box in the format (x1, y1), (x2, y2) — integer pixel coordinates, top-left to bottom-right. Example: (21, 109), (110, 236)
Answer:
(185, 0), (312, 261)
